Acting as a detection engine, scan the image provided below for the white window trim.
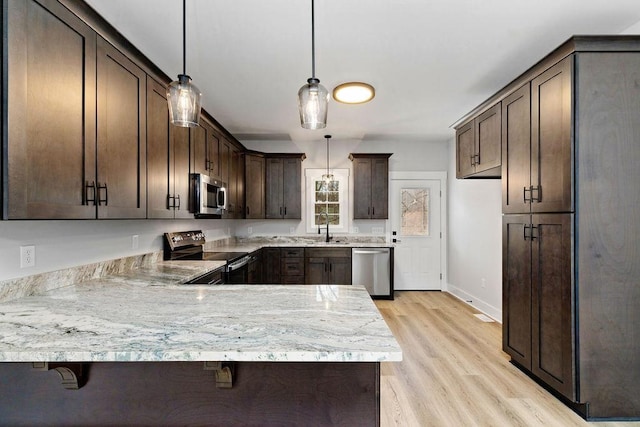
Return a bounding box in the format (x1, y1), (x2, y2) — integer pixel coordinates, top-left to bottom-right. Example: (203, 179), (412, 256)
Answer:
(304, 168), (350, 234)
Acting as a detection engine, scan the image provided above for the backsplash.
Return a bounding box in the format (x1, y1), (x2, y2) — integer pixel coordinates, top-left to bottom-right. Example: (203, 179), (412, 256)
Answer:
(0, 252), (163, 303)
(235, 235), (388, 245)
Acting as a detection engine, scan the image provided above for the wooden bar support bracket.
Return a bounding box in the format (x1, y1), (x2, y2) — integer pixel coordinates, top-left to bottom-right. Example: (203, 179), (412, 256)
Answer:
(203, 361), (235, 388)
(32, 362), (87, 390)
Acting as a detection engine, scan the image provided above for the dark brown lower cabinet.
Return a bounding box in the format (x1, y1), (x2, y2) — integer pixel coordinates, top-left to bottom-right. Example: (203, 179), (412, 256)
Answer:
(503, 213), (574, 400)
(261, 248), (281, 284)
(279, 247), (305, 284)
(0, 361), (379, 426)
(247, 250), (262, 284)
(305, 248), (352, 285)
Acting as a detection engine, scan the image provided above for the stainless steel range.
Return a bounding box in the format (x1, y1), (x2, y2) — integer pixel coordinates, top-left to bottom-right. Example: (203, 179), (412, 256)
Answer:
(164, 230), (251, 284)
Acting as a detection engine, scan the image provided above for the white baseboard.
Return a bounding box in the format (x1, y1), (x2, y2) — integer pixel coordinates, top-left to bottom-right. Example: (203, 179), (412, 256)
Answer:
(445, 284), (502, 323)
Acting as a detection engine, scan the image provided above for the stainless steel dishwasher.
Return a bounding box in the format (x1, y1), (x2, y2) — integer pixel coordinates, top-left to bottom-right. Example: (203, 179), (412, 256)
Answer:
(351, 248), (394, 299)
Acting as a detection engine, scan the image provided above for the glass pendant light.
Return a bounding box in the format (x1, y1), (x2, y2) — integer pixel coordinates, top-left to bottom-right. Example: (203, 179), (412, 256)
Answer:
(298, 0), (329, 129)
(322, 135), (334, 187)
(167, 0), (202, 127)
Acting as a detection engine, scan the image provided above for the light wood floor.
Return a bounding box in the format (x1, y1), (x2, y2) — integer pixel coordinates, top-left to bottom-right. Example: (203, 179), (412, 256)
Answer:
(375, 292), (639, 427)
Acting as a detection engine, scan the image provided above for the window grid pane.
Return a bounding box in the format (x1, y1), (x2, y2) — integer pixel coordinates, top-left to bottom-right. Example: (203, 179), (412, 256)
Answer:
(315, 180), (341, 227)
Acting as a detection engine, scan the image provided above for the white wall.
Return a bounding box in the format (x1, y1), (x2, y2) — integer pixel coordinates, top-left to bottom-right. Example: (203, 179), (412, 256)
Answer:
(446, 140), (502, 320)
(240, 137), (450, 237)
(0, 219), (235, 281)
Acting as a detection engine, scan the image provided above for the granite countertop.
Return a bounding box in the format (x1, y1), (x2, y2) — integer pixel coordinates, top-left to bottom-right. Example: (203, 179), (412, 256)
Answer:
(0, 262), (402, 364)
(206, 237), (394, 254)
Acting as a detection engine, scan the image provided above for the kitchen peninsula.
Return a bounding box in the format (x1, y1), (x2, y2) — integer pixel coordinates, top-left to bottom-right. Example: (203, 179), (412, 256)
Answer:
(0, 261), (401, 426)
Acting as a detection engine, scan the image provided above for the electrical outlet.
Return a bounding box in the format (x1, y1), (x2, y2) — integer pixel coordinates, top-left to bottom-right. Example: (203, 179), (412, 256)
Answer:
(481, 278), (486, 288)
(289, 227), (295, 234)
(131, 235), (139, 250)
(372, 227), (384, 234)
(247, 227), (253, 235)
(20, 245), (36, 268)
(352, 227), (359, 234)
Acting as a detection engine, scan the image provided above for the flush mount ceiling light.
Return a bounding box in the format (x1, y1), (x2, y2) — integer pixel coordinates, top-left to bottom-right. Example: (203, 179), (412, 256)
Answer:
(298, 0), (329, 130)
(333, 82), (375, 104)
(167, 0), (202, 127)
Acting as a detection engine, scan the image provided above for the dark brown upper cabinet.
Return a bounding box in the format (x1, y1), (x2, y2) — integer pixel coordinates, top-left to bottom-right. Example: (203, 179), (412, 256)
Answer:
(502, 58), (573, 214)
(6, 0), (97, 219)
(96, 37), (147, 219)
(146, 77), (191, 219)
(349, 153), (392, 220)
(232, 145), (244, 219)
(455, 103), (502, 179)
(265, 154), (305, 219)
(244, 152), (265, 219)
(190, 118), (220, 179)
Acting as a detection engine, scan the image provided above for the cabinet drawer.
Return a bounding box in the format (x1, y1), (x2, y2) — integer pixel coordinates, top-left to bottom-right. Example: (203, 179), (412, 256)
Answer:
(281, 275), (305, 284)
(305, 248), (351, 258)
(282, 247), (305, 258)
(281, 258), (304, 276)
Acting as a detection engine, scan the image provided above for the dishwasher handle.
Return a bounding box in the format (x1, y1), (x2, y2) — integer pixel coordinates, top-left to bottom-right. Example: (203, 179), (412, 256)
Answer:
(353, 249), (388, 255)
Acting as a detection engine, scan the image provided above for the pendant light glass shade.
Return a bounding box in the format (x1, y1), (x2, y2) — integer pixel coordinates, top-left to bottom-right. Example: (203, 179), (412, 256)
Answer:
(167, 0), (202, 127)
(168, 74), (202, 127)
(298, 0), (328, 129)
(298, 78), (329, 130)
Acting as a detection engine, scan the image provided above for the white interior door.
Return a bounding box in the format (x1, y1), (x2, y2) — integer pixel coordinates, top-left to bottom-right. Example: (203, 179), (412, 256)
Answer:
(391, 177), (442, 290)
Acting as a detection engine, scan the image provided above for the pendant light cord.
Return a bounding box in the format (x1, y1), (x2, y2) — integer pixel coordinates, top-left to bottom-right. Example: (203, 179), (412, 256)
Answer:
(182, 0), (187, 76)
(325, 135), (331, 176)
(311, 0), (316, 79)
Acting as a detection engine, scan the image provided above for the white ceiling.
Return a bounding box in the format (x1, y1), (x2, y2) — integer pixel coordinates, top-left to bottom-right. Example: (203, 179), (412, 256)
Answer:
(85, 0), (640, 145)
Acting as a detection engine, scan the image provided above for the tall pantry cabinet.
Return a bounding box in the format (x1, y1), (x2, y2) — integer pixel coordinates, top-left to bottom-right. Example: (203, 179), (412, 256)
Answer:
(459, 37), (640, 420)
(507, 39), (640, 419)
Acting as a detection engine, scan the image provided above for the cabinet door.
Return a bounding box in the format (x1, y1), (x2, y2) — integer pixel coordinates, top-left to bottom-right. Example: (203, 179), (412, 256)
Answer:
(96, 37), (146, 219)
(235, 149), (245, 219)
(282, 158), (302, 219)
(172, 125), (191, 219)
(371, 158), (389, 219)
(247, 250), (262, 284)
(265, 158), (284, 218)
(146, 77), (173, 219)
(475, 103), (501, 173)
(305, 257), (328, 284)
(455, 121), (475, 178)
(190, 124), (208, 176)
(502, 214), (532, 370)
(328, 257), (352, 285)
(190, 121), (217, 178)
(261, 248), (281, 284)
(245, 154), (265, 219)
(353, 158), (372, 219)
(502, 84), (531, 214)
(6, 0), (97, 219)
(531, 213), (575, 400)
(531, 57), (573, 213)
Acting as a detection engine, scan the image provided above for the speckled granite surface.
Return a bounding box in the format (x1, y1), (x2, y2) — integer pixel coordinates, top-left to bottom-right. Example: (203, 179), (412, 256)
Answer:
(0, 279), (401, 363)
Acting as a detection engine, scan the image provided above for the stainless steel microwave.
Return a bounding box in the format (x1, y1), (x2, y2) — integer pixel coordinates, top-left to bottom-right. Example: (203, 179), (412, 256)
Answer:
(191, 174), (226, 218)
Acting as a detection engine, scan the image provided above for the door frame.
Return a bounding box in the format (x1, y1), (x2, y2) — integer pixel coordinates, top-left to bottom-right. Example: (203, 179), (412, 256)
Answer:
(389, 171), (448, 291)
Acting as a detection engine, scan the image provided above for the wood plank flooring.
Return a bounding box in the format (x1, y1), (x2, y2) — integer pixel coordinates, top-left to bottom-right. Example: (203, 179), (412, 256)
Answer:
(375, 292), (638, 427)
